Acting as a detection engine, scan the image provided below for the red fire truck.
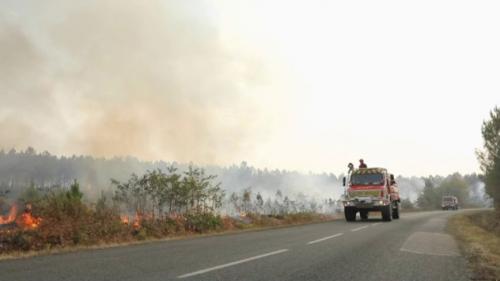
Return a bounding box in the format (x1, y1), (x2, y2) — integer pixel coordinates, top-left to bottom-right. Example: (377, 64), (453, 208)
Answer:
(342, 167), (400, 221)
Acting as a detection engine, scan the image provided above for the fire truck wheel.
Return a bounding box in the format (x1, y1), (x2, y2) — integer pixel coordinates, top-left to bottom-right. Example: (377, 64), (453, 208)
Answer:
(392, 203), (400, 219)
(345, 208), (357, 222)
(360, 210), (368, 220)
(382, 205), (392, 221)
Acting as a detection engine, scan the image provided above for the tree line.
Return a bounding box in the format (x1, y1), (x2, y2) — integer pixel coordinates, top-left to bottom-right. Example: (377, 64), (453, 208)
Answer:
(0, 148), (491, 211)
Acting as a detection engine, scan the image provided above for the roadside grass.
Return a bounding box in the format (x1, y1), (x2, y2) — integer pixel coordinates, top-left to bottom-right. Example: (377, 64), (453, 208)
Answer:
(0, 212), (339, 261)
(448, 210), (500, 280)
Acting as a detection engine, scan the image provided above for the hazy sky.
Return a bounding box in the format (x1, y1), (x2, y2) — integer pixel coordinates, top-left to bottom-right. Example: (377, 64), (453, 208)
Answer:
(1, 0), (499, 176)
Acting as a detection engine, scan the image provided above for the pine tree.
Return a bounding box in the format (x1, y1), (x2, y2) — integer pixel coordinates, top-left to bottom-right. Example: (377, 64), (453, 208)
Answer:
(477, 106), (500, 215)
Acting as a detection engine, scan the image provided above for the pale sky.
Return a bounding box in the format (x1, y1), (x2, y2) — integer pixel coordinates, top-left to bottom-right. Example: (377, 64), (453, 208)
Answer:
(1, 0), (499, 176)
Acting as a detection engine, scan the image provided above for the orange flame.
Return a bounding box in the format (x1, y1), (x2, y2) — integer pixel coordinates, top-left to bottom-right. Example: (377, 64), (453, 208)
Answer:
(18, 212), (40, 229)
(132, 213), (140, 229)
(17, 204), (40, 229)
(1, 203), (41, 229)
(120, 215), (129, 224)
(120, 213), (141, 229)
(0, 204), (18, 225)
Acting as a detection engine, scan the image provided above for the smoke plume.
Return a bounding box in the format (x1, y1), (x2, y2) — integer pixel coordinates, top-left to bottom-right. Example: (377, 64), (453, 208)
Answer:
(0, 0), (268, 164)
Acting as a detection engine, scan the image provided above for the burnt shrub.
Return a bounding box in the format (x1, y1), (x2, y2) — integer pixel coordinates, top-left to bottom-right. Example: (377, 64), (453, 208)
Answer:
(11, 231), (33, 251)
(0, 229), (43, 252)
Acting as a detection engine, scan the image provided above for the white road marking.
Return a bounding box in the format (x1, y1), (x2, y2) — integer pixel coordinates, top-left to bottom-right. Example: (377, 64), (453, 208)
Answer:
(351, 225), (370, 232)
(177, 249), (289, 278)
(371, 223), (381, 227)
(307, 233), (344, 245)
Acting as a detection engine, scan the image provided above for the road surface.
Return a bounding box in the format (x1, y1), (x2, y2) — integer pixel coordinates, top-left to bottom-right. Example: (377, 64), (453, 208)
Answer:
(0, 211), (471, 281)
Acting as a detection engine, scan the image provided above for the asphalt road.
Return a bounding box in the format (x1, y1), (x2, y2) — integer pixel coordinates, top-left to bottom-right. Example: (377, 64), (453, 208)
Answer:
(0, 211), (471, 281)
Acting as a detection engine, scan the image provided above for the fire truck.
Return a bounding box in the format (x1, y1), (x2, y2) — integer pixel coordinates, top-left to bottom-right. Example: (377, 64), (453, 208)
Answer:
(342, 167), (400, 221)
(441, 196), (459, 210)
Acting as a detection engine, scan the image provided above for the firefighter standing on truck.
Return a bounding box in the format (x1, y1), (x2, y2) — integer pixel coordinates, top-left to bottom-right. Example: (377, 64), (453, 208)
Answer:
(347, 162), (354, 174)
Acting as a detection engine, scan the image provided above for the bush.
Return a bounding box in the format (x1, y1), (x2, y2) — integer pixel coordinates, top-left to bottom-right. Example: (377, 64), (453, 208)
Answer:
(185, 213), (223, 233)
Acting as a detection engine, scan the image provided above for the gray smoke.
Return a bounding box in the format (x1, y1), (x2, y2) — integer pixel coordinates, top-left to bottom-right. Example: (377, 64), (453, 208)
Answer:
(0, 0), (268, 164)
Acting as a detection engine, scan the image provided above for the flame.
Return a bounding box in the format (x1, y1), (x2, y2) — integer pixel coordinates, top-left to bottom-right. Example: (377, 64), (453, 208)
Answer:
(120, 213), (141, 229)
(0, 204), (18, 225)
(132, 213), (140, 229)
(17, 204), (40, 229)
(0, 203), (41, 229)
(120, 215), (129, 224)
(18, 212), (40, 229)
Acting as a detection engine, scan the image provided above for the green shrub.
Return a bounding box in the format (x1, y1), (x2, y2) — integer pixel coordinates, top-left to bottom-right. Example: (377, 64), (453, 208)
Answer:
(185, 213), (223, 233)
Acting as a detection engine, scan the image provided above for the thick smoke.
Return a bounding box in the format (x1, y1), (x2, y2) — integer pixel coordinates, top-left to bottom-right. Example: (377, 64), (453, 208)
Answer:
(0, 1), (267, 164)
(0, 17), (54, 148)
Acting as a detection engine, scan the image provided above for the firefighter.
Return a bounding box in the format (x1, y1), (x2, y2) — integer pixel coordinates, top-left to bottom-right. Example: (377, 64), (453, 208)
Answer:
(359, 159), (367, 168)
(347, 162), (354, 173)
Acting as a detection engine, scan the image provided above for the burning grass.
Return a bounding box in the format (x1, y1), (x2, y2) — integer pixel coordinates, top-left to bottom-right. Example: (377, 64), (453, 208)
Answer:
(448, 210), (500, 280)
(0, 203), (40, 230)
(0, 206), (335, 256)
(0, 201), (220, 253)
(0, 197), (336, 257)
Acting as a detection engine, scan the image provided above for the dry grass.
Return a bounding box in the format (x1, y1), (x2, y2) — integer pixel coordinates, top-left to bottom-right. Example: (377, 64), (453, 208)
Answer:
(448, 210), (500, 280)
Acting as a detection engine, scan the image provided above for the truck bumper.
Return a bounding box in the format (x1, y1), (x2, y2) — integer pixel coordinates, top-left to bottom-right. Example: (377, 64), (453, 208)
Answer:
(344, 198), (390, 211)
(345, 205), (386, 212)
(344, 198), (391, 210)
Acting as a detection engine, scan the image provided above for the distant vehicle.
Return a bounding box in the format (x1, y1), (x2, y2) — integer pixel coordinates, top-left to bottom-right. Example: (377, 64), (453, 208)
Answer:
(441, 196), (459, 210)
(342, 167), (400, 221)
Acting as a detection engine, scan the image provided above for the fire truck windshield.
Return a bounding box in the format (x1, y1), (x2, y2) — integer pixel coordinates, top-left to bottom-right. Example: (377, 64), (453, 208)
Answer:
(350, 174), (384, 186)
